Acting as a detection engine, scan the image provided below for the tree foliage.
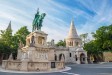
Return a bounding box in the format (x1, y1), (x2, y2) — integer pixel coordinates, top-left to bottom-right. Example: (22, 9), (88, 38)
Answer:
(84, 25), (112, 62)
(0, 29), (13, 59)
(0, 29), (12, 47)
(14, 26), (30, 45)
(56, 40), (66, 47)
(92, 25), (112, 51)
(84, 40), (102, 55)
(80, 33), (88, 44)
(0, 26), (30, 60)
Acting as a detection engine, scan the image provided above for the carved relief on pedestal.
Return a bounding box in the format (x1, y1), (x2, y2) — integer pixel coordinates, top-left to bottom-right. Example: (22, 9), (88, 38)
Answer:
(35, 51), (48, 61)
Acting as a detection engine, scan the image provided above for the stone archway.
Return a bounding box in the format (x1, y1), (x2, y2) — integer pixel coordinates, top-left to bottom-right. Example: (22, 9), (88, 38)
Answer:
(59, 54), (65, 61)
(80, 53), (86, 64)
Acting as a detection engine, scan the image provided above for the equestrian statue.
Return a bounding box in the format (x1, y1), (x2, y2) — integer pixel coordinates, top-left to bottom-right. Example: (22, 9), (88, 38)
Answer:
(32, 8), (46, 31)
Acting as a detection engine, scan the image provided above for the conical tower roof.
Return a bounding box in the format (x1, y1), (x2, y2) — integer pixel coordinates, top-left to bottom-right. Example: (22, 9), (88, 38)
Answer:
(7, 21), (12, 30)
(67, 19), (79, 39)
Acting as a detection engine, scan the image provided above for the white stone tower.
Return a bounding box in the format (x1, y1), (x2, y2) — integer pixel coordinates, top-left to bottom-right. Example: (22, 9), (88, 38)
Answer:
(66, 19), (81, 47)
(65, 19), (88, 64)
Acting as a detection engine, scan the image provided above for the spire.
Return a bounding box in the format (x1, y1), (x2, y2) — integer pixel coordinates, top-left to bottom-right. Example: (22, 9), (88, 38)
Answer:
(7, 21), (12, 30)
(67, 19), (79, 39)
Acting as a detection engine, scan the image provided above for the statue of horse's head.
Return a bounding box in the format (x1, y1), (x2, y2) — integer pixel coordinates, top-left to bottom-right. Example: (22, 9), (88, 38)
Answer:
(41, 13), (46, 19)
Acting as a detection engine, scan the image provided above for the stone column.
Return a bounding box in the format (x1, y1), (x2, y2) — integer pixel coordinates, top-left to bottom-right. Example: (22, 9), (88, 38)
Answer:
(42, 39), (44, 45)
(73, 41), (75, 46)
(85, 57), (88, 64)
(44, 37), (47, 46)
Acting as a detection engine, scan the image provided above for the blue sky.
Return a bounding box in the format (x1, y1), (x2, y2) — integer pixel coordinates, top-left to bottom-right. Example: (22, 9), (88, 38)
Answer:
(0, 0), (112, 42)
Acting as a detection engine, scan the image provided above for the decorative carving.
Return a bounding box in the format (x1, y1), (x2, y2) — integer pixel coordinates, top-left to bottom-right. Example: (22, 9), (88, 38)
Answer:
(21, 51), (29, 60)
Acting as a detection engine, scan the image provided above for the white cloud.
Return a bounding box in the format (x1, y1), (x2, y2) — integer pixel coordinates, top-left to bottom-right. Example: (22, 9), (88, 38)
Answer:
(0, 0), (112, 43)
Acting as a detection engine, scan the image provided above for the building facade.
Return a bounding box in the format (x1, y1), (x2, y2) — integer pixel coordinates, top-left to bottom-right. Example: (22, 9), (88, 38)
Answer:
(54, 19), (88, 64)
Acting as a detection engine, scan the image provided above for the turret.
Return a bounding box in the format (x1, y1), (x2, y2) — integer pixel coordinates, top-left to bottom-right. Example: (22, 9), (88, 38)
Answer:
(66, 19), (81, 47)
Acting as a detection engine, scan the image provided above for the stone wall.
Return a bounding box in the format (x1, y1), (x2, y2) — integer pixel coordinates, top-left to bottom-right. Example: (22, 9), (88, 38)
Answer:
(2, 60), (21, 70)
(103, 52), (112, 62)
(2, 60), (64, 71)
(55, 47), (70, 63)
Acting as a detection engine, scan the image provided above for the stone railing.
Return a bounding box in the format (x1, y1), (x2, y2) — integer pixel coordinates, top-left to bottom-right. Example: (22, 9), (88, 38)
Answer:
(55, 47), (68, 51)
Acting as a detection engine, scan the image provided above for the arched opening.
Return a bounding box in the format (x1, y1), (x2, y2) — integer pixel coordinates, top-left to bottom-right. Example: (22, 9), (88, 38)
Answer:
(71, 41), (73, 46)
(55, 54), (57, 61)
(59, 54), (65, 61)
(69, 41), (70, 46)
(70, 42), (71, 46)
(70, 53), (72, 57)
(80, 53), (86, 64)
(38, 36), (45, 45)
(75, 55), (78, 61)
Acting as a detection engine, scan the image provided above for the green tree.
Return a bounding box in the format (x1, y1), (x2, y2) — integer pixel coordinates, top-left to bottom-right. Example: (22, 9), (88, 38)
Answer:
(84, 25), (112, 62)
(14, 26), (30, 45)
(92, 25), (112, 51)
(84, 40), (103, 62)
(0, 26), (30, 60)
(0, 29), (12, 47)
(0, 29), (12, 59)
(56, 40), (66, 47)
(80, 33), (88, 44)
(12, 26), (30, 58)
